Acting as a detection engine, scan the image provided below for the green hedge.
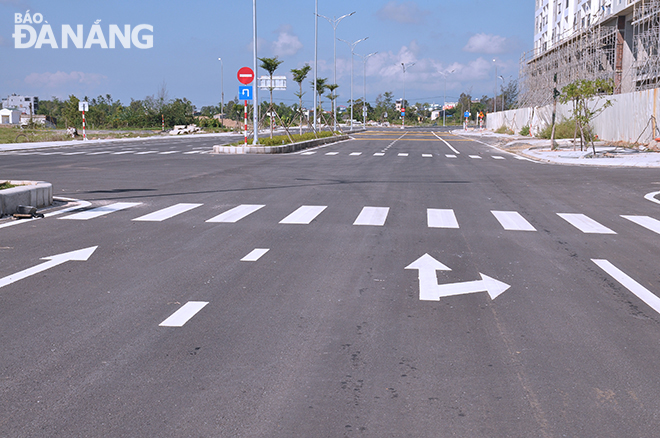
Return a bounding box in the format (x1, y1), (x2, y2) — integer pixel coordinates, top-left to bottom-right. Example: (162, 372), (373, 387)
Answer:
(229, 131), (336, 146)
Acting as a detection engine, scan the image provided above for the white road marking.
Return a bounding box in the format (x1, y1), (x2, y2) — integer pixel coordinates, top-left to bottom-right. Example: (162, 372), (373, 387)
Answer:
(350, 152), (362, 156)
(398, 153), (409, 157)
(62, 151), (87, 155)
(621, 215), (660, 235)
(645, 191), (660, 205)
(325, 152), (339, 155)
(133, 203), (203, 222)
(206, 204), (265, 223)
(241, 248), (270, 261)
(112, 151), (134, 155)
(445, 154), (457, 158)
(432, 132), (460, 154)
(557, 213), (616, 234)
(469, 155), (482, 159)
(492, 156), (505, 160)
(183, 151), (202, 154)
(87, 151), (112, 155)
(427, 209), (459, 228)
(491, 210), (537, 231)
(135, 151), (159, 155)
(159, 151), (179, 155)
(301, 151), (317, 155)
(279, 205), (327, 224)
(374, 152), (385, 156)
(60, 202), (142, 220)
(353, 207), (390, 226)
(422, 154), (433, 158)
(592, 259), (660, 315)
(159, 301), (209, 327)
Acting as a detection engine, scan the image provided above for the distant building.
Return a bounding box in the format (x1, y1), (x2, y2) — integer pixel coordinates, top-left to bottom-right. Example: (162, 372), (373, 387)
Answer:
(0, 108), (21, 125)
(20, 114), (56, 128)
(1, 94), (39, 115)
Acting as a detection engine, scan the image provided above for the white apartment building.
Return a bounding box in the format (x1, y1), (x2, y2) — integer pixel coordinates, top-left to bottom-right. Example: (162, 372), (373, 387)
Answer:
(1, 94), (39, 116)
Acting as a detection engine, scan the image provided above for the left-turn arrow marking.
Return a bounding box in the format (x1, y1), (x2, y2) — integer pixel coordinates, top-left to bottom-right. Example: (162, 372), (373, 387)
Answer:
(0, 246), (98, 289)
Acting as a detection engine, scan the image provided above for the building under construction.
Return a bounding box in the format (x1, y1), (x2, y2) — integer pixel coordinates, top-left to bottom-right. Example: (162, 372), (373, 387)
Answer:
(520, 0), (660, 108)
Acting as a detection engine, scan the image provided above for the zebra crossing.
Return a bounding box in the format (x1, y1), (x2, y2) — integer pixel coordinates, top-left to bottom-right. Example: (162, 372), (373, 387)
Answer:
(298, 150), (521, 160)
(53, 201), (660, 236)
(3, 149), (212, 156)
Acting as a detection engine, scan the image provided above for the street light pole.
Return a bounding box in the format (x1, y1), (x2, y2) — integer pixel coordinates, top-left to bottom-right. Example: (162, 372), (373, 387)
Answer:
(313, 0), (318, 132)
(221, 59), (225, 127)
(440, 68), (455, 127)
(493, 59), (497, 114)
(338, 37), (368, 131)
(401, 62), (415, 130)
(253, 0), (259, 144)
(498, 75), (505, 112)
(356, 52), (377, 126)
(318, 11), (355, 132)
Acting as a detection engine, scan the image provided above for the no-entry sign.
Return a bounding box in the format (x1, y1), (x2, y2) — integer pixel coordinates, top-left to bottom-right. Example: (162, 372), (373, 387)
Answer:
(237, 67), (255, 85)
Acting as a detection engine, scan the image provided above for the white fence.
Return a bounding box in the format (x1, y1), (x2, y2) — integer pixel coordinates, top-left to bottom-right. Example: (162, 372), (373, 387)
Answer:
(487, 87), (660, 144)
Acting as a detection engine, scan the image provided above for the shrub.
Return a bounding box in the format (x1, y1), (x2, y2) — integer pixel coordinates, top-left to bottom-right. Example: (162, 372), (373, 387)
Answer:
(519, 125), (530, 136)
(538, 118), (593, 141)
(495, 125), (514, 135)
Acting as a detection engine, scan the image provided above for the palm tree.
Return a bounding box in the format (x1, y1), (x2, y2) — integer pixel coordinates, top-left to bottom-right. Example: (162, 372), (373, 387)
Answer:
(291, 64), (312, 134)
(325, 84), (339, 132)
(259, 56), (284, 138)
(312, 77), (328, 128)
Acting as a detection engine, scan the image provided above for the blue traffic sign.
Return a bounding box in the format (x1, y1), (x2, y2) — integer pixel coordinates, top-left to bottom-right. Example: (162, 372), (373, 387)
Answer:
(239, 86), (253, 100)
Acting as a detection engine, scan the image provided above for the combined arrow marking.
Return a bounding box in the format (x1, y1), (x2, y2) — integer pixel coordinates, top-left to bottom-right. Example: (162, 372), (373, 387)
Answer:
(0, 246), (98, 289)
(405, 253), (510, 301)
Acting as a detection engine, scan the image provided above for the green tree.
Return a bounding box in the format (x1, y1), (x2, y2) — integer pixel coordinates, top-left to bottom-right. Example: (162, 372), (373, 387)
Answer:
(291, 64), (312, 133)
(259, 56), (284, 138)
(325, 83), (339, 129)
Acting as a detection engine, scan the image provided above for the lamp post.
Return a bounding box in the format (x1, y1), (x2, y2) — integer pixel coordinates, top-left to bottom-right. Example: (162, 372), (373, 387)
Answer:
(493, 58), (497, 113)
(401, 62), (415, 130)
(317, 11), (355, 132)
(313, 0), (318, 131)
(338, 37), (368, 131)
(439, 68), (455, 127)
(252, 0), (259, 144)
(356, 52), (377, 126)
(498, 75), (505, 112)
(217, 57), (224, 127)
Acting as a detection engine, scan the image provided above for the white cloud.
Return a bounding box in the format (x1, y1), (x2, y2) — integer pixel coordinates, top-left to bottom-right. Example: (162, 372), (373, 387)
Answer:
(24, 71), (107, 88)
(376, 1), (427, 25)
(272, 25), (303, 57)
(463, 33), (509, 54)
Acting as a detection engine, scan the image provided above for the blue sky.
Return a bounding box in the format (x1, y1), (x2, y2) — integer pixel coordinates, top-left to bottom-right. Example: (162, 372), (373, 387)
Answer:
(1, 0), (534, 110)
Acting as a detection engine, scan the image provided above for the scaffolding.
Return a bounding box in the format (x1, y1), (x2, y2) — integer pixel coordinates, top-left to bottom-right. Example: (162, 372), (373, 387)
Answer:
(519, 21), (618, 108)
(632, 0), (660, 90)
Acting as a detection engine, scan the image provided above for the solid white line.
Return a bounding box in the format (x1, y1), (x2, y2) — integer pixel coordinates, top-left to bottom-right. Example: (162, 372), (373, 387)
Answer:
(279, 205), (327, 224)
(133, 203), (203, 222)
(645, 191), (660, 205)
(241, 248), (270, 262)
(353, 207), (390, 226)
(60, 202), (142, 220)
(159, 301), (209, 327)
(491, 211), (536, 231)
(427, 209), (459, 228)
(206, 204), (265, 223)
(621, 215), (660, 235)
(592, 259), (660, 315)
(432, 132), (460, 154)
(557, 213), (616, 234)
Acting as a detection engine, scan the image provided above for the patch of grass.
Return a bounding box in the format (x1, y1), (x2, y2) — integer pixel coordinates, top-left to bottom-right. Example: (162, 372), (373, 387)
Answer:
(228, 131), (337, 146)
(0, 181), (16, 190)
(538, 118), (594, 141)
(519, 125), (530, 136)
(495, 125), (514, 135)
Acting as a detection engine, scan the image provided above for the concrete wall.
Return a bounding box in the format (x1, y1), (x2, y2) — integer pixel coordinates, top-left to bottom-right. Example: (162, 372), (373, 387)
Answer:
(487, 87), (660, 143)
(0, 181), (53, 216)
(213, 134), (350, 154)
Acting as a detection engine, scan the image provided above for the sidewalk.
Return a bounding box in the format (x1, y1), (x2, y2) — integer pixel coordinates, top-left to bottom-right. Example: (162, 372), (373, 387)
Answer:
(453, 129), (660, 168)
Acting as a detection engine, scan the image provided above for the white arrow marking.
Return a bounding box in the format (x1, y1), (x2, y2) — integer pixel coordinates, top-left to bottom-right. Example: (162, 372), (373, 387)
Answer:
(405, 253), (510, 301)
(0, 246), (98, 289)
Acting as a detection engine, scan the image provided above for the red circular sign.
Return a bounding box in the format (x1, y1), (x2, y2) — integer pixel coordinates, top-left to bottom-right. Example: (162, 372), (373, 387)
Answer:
(237, 67), (255, 85)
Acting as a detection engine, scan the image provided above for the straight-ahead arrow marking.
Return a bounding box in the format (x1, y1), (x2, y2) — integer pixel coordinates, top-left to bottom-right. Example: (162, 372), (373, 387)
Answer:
(405, 253), (510, 301)
(0, 246), (98, 289)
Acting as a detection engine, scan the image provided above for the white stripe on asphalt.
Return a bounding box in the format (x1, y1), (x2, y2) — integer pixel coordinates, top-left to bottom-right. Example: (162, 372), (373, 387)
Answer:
(301, 151), (316, 155)
(432, 132), (460, 154)
(422, 154), (433, 158)
(325, 152), (339, 155)
(159, 151), (179, 155)
(621, 215), (660, 235)
(350, 152), (362, 156)
(492, 156), (505, 160)
(353, 207), (390, 226)
(241, 248), (270, 262)
(159, 301), (209, 327)
(206, 204), (265, 223)
(87, 151), (112, 155)
(112, 151), (134, 155)
(60, 202), (142, 220)
(183, 151), (202, 154)
(469, 155), (482, 159)
(592, 259), (660, 315)
(427, 209), (459, 228)
(279, 205), (327, 224)
(398, 153), (409, 157)
(133, 203), (203, 222)
(374, 152), (385, 156)
(491, 211), (537, 231)
(135, 151), (159, 155)
(557, 213), (616, 234)
(446, 154), (457, 158)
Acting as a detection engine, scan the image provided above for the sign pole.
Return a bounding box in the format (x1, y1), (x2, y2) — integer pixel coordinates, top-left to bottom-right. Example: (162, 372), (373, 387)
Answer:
(244, 100), (248, 146)
(82, 110), (86, 141)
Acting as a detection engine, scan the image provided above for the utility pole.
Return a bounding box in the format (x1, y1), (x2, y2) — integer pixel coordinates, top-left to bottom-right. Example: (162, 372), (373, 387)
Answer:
(252, 0), (259, 144)
(401, 62), (415, 130)
(338, 37), (368, 131)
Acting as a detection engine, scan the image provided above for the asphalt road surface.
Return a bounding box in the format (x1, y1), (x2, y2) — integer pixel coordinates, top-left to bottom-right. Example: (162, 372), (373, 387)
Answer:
(1, 128), (660, 437)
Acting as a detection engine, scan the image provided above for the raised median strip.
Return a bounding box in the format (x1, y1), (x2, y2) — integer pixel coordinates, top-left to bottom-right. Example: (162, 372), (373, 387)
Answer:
(212, 134), (350, 154)
(0, 180), (53, 217)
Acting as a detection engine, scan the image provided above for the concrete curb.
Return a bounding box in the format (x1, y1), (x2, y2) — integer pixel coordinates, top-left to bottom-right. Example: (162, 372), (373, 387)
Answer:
(212, 134), (350, 154)
(0, 180), (53, 217)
